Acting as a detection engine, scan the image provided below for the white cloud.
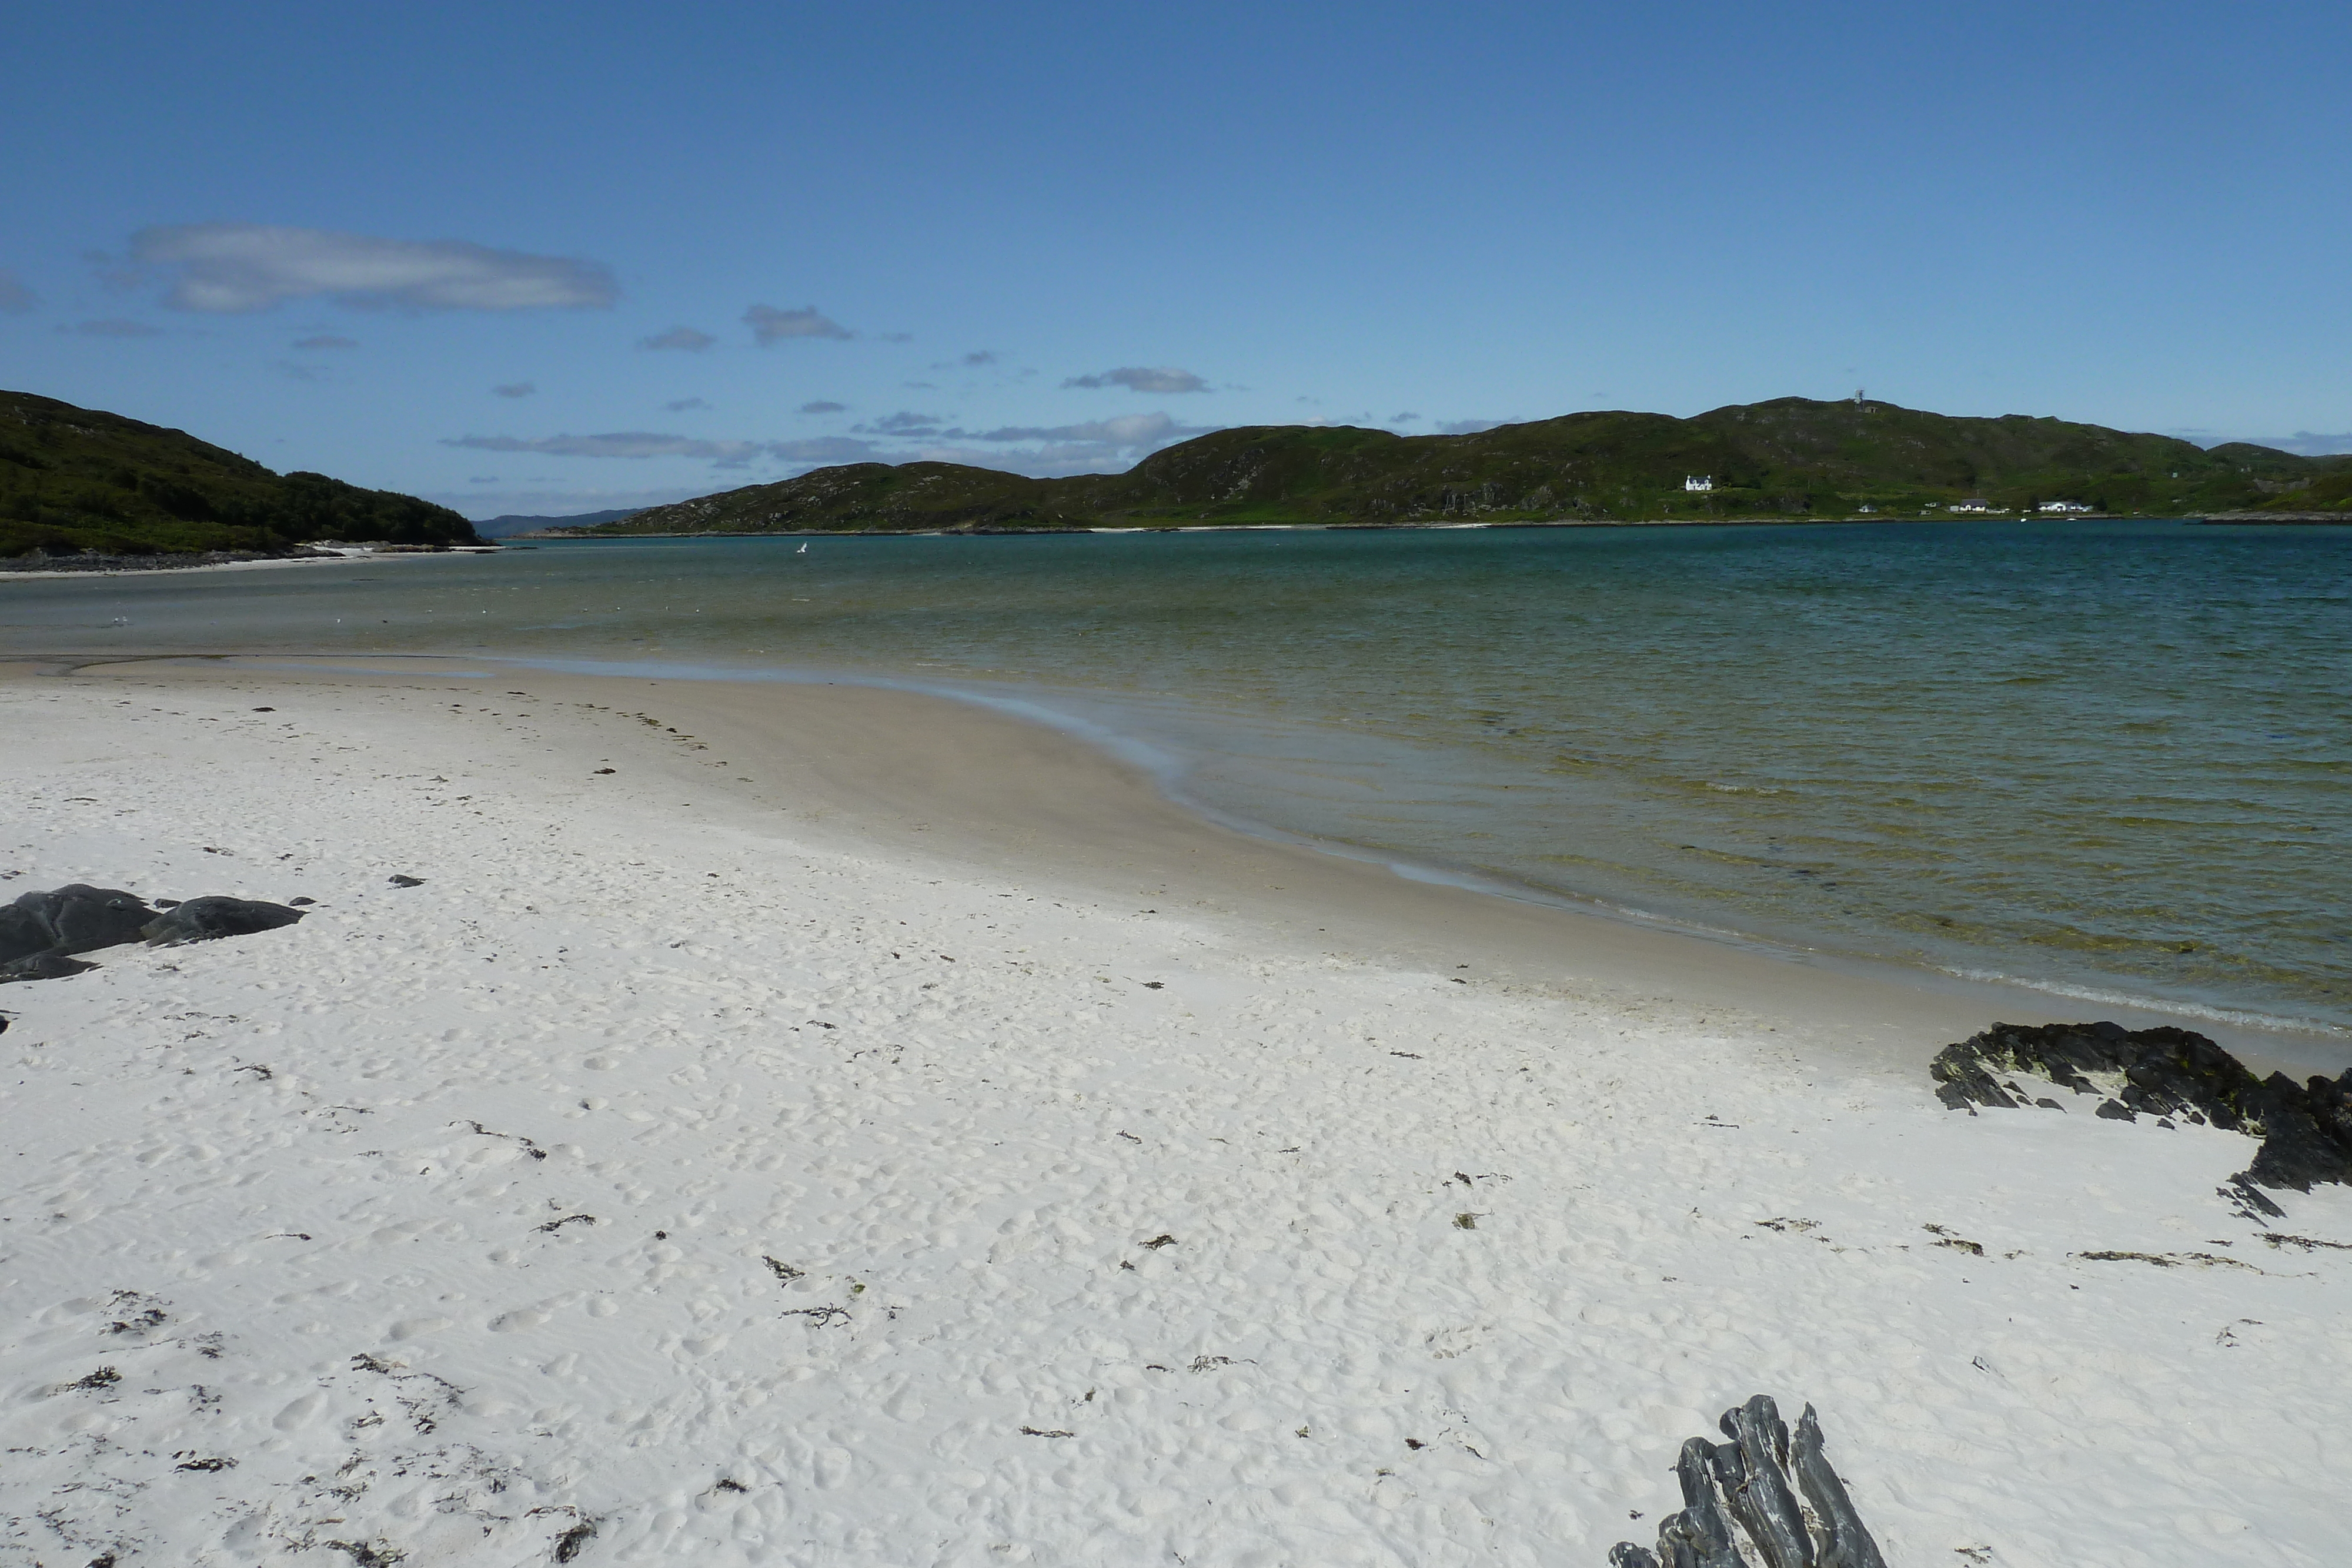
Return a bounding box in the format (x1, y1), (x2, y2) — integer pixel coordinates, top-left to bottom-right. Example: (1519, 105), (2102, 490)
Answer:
(443, 432), (764, 461)
(0, 272), (35, 312)
(132, 223), (616, 312)
(745, 303), (851, 343)
(798, 400), (847, 414)
(292, 334), (358, 350)
(640, 325), (716, 352)
(1432, 417), (1508, 434)
(492, 382), (537, 398)
(664, 397), (710, 412)
(1062, 366), (1210, 394)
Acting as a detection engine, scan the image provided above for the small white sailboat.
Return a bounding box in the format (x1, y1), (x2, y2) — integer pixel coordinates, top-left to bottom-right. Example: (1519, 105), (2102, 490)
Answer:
(796, 542), (808, 554)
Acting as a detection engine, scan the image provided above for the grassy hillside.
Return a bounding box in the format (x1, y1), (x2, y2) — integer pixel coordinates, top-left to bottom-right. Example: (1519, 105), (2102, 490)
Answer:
(576, 397), (2346, 537)
(1, 391), (480, 557)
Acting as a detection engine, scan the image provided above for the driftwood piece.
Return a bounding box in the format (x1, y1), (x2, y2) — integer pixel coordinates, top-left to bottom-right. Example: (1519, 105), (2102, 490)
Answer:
(1609, 1397), (1886, 1568)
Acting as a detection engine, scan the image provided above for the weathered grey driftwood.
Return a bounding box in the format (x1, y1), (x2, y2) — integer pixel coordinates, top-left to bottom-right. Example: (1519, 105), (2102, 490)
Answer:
(1609, 1397), (1886, 1568)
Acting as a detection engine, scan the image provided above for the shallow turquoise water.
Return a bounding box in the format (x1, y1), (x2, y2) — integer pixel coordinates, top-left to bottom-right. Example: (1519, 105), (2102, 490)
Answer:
(6, 521), (2348, 1032)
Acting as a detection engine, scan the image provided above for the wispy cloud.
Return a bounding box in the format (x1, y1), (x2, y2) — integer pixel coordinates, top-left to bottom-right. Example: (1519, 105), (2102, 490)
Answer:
(1432, 417), (1508, 434)
(934, 349), (997, 369)
(492, 382), (537, 398)
(132, 223), (616, 312)
(0, 272), (36, 313)
(771, 437), (881, 462)
(444, 432), (764, 461)
(292, 334), (358, 350)
(745, 303), (851, 343)
(63, 317), (162, 337)
(422, 483), (726, 521)
(963, 412), (1195, 446)
(1062, 366), (1209, 394)
(639, 325), (716, 352)
(798, 400), (847, 414)
(664, 397), (710, 412)
(854, 410), (947, 436)
(1388, 411), (1420, 424)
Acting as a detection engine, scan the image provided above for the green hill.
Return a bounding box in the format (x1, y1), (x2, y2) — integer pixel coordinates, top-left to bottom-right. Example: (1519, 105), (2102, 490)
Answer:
(1, 391), (480, 557)
(574, 397), (2350, 536)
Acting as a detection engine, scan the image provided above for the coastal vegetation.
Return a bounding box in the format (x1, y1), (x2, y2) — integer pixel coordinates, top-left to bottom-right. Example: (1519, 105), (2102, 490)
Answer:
(571, 396), (2352, 536)
(1, 391), (480, 557)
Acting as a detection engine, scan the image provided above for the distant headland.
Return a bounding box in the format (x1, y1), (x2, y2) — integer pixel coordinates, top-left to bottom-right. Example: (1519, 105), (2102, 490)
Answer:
(542, 396), (2352, 539)
(8, 389), (2348, 560)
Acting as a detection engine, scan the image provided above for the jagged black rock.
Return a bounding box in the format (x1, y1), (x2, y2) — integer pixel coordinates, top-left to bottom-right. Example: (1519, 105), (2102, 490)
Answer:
(1608, 1396), (1886, 1568)
(1931, 1021), (2352, 1209)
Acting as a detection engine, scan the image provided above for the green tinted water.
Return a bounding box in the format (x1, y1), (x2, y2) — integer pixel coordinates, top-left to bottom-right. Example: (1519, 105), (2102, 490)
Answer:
(7, 521), (2347, 1032)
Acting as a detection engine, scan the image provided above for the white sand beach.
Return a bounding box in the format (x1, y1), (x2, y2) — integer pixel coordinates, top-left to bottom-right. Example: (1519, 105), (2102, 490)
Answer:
(3, 657), (2347, 1567)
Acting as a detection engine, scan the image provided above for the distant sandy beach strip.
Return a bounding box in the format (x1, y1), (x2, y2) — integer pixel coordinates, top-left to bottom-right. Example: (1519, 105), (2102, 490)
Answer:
(3, 654), (2347, 1566)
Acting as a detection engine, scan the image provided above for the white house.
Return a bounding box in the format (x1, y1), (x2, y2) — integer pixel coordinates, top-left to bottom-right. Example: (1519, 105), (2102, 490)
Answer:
(2039, 500), (2093, 514)
(1949, 498), (1992, 513)
(1684, 475), (1713, 492)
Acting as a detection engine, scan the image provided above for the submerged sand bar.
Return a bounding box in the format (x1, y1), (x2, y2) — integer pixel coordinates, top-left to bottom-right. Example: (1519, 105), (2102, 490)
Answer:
(2, 656), (2347, 1565)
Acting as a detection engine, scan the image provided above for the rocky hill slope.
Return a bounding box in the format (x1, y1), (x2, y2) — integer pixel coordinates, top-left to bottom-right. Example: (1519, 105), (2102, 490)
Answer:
(1, 391), (480, 557)
(572, 397), (2352, 536)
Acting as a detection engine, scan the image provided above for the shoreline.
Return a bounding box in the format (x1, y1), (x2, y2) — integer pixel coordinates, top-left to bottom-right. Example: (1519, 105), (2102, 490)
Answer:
(17, 649), (2343, 1075)
(4, 653), (2348, 1563)
(0, 545), (505, 579)
(525, 511), (2175, 540)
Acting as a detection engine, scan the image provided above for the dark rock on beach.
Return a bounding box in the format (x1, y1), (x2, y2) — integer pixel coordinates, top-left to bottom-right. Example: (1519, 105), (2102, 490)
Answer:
(0, 884), (158, 964)
(1609, 1395), (1885, 1568)
(141, 897), (306, 947)
(1933, 1020), (2352, 1206)
(0, 950), (102, 984)
(0, 884), (306, 984)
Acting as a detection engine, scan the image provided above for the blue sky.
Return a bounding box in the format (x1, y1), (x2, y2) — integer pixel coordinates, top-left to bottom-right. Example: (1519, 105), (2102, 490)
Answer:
(5, 1), (2348, 519)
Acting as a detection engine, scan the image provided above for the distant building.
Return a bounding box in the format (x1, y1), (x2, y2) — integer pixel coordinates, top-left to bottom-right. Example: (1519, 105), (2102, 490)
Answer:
(1684, 475), (1713, 492)
(2039, 500), (2093, 514)
(1949, 498), (1992, 513)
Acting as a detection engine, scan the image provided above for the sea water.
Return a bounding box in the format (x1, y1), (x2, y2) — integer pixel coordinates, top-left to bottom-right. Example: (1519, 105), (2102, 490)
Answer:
(6, 520), (2347, 1034)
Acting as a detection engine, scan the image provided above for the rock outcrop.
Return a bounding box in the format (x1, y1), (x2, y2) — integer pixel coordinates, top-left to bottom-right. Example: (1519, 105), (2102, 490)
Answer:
(1609, 1396), (1886, 1568)
(1932, 1021), (2352, 1212)
(0, 884), (158, 964)
(140, 897), (306, 947)
(0, 884), (303, 984)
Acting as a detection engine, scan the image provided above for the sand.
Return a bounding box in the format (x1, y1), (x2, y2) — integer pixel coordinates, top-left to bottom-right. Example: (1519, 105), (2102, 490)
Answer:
(2, 656), (2347, 1567)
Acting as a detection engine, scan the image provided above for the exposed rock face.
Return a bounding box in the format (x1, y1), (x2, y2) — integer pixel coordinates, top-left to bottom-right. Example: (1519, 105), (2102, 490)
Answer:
(0, 884), (158, 964)
(140, 897), (305, 947)
(1609, 1396), (1886, 1568)
(1932, 1021), (2352, 1212)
